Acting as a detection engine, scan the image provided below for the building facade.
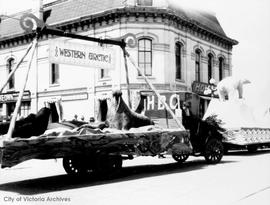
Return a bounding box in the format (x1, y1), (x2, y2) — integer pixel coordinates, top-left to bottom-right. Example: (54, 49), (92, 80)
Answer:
(0, 0), (238, 121)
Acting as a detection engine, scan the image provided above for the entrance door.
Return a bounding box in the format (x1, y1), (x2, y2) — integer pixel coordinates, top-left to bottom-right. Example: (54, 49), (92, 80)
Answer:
(6, 102), (16, 120)
(99, 99), (108, 122)
(199, 99), (205, 119)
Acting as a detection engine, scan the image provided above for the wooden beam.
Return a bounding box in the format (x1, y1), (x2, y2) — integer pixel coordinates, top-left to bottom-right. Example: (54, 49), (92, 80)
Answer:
(5, 39), (38, 140)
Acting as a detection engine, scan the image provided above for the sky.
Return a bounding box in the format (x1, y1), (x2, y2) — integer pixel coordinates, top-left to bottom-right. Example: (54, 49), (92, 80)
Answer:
(0, 0), (270, 108)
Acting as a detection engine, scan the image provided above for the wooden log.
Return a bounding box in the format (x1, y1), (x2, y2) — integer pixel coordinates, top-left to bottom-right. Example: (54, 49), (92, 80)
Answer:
(0, 129), (191, 168)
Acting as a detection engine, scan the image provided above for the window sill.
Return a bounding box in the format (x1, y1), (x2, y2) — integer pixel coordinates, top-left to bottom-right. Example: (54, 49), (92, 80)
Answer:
(49, 83), (60, 88)
(136, 76), (155, 80)
(6, 88), (15, 92)
(176, 79), (185, 83)
(98, 77), (111, 82)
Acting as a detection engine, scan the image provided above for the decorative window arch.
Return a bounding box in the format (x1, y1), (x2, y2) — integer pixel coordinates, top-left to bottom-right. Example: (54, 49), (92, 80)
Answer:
(138, 38), (152, 76)
(206, 50), (216, 59)
(6, 58), (15, 89)
(218, 57), (225, 81)
(195, 49), (201, 82)
(193, 45), (205, 56)
(175, 41), (183, 80)
(208, 53), (214, 81)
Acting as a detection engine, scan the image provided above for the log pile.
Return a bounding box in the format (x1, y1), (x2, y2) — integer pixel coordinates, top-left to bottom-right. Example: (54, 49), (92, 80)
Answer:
(0, 128), (191, 168)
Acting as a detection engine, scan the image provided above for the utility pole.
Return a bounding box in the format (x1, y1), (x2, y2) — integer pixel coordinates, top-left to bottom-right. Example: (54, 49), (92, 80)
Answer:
(39, 0), (44, 19)
(34, 0), (43, 112)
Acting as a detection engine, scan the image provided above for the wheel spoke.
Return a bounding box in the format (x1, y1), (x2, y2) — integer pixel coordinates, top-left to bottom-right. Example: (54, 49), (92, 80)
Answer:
(172, 153), (189, 163)
(204, 139), (223, 164)
(63, 156), (96, 175)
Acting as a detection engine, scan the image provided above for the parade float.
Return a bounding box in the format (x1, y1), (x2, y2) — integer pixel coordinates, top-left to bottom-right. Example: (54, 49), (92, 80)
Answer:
(0, 13), (225, 177)
(203, 77), (270, 152)
(204, 98), (270, 153)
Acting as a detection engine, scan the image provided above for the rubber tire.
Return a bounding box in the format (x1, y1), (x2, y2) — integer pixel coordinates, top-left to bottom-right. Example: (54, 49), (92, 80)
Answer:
(96, 155), (123, 176)
(172, 154), (189, 163)
(204, 138), (224, 164)
(62, 156), (95, 175)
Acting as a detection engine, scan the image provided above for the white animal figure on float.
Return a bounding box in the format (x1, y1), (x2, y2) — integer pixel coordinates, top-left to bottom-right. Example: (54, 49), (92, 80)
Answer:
(203, 76), (255, 128)
(205, 76), (270, 129)
(216, 76), (251, 101)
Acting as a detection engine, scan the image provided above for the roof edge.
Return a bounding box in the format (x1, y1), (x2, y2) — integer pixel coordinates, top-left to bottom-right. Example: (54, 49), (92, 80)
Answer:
(0, 6), (238, 46)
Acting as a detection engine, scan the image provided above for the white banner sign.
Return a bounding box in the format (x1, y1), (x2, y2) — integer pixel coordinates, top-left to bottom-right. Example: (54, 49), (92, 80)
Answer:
(49, 40), (115, 69)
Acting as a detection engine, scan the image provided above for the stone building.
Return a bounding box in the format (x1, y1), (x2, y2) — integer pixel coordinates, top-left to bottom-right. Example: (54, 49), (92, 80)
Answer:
(0, 0), (237, 121)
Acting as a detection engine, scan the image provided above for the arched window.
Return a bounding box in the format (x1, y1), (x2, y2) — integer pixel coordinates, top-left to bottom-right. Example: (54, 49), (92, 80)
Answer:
(219, 57), (224, 81)
(7, 58), (15, 89)
(175, 42), (182, 80)
(208, 53), (213, 81)
(195, 49), (201, 82)
(138, 38), (152, 76)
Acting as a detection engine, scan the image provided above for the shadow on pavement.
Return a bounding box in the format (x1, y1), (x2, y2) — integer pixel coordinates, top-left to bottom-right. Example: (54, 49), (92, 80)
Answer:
(0, 158), (236, 195)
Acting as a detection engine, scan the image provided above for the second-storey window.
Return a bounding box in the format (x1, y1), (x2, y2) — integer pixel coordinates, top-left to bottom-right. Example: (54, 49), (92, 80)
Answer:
(175, 42), (182, 80)
(7, 58), (15, 89)
(195, 49), (201, 82)
(219, 57), (224, 81)
(100, 69), (109, 79)
(50, 63), (59, 85)
(138, 38), (152, 76)
(208, 53), (213, 81)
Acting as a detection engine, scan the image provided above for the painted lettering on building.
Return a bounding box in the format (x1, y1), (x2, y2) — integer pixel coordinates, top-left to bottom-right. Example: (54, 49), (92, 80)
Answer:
(192, 81), (218, 98)
(141, 92), (180, 119)
(0, 91), (31, 103)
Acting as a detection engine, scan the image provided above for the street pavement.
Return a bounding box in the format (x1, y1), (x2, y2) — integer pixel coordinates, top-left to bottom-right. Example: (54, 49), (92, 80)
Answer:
(0, 149), (269, 205)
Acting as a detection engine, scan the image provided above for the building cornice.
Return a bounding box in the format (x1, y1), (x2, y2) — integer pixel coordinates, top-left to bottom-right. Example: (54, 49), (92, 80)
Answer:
(0, 7), (238, 50)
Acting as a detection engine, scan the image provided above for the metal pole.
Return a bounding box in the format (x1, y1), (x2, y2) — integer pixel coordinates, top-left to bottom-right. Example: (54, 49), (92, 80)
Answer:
(122, 48), (132, 108)
(38, 0), (44, 20)
(43, 27), (125, 47)
(124, 48), (185, 130)
(35, 40), (39, 113)
(0, 42), (34, 94)
(35, 0), (43, 113)
(165, 109), (169, 128)
(6, 39), (38, 140)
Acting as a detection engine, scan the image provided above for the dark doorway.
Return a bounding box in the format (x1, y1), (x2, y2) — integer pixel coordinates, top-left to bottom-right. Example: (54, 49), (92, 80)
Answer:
(49, 102), (59, 123)
(99, 99), (108, 121)
(7, 102), (16, 119)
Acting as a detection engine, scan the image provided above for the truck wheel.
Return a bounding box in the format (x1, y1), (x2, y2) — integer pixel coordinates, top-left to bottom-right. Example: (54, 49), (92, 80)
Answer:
(204, 138), (224, 164)
(96, 154), (123, 176)
(247, 145), (258, 153)
(108, 155), (123, 172)
(62, 156), (95, 175)
(172, 154), (189, 163)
